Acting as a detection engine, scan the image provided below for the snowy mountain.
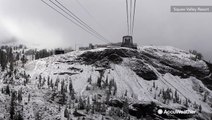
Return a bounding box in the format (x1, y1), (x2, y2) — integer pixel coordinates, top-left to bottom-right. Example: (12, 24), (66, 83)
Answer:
(1, 46), (212, 120)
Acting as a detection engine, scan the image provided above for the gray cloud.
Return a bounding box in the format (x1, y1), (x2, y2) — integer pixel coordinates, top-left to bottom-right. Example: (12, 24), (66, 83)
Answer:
(0, 0), (212, 61)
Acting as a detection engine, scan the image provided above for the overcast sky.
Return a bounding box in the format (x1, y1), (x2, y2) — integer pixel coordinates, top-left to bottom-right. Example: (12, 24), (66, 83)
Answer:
(0, 0), (212, 61)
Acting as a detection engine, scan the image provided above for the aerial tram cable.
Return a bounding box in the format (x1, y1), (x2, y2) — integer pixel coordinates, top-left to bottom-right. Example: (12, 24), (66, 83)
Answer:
(125, 0), (137, 36)
(129, 0), (132, 35)
(74, 0), (112, 41)
(132, 0), (137, 36)
(41, 0), (110, 43)
(51, 0), (109, 43)
(126, 0), (130, 35)
(41, 0), (106, 42)
(54, 0), (110, 43)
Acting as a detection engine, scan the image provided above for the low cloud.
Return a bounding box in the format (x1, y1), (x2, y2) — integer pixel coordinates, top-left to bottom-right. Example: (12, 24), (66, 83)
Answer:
(0, 17), (65, 49)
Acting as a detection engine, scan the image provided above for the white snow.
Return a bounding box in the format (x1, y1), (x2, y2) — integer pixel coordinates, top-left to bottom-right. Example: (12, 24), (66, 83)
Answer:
(1, 46), (211, 120)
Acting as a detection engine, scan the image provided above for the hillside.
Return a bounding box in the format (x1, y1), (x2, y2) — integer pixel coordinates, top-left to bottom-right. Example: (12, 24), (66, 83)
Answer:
(0, 46), (212, 120)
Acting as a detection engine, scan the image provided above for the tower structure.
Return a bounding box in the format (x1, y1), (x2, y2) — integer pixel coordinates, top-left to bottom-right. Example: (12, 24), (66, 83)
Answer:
(121, 36), (137, 49)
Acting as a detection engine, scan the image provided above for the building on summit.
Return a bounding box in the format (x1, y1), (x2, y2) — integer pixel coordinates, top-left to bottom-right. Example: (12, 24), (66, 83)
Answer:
(121, 36), (137, 49)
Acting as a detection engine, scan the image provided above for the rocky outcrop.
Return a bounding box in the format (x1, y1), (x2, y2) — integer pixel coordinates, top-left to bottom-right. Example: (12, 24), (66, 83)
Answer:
(77, 47), (212, 89)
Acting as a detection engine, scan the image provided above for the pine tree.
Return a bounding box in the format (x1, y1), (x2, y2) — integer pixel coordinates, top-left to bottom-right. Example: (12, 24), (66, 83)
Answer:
(87, 76), (92, 84)
(18, 88), (23, 103)
(0, 49), (8, 71)
(86, 98), (90, 113)
(42, 77), (46, 87)
(59, 105), (61, 111)
(16, 112), (24, 120)
(199, 105), (202, 113)
(10, 92), (16, 120)
(113, 81), (117, 95)
(69, 79), (73, 94)
(123, 100), (129, 115)
(106, 90), (110, 104)
(91, 104), (95, 114)
(105, 76), (108, 86)
(70, 91), (75, 100)
(8, 47), (13, 63)
(174, 89), (179, 103)
(69, 79), (75, 100)
(108, 80), (112, 95)
(16, 52), (20, 61)
(64, 84), (68, 93)
(38, 74), (42, 88)
(150, 88), (152, 92)
(9, 61), (14, 72)
(78, 97), (85, 110)
(158, 89), (161, 97)
(55, 77), (60, 89)
(87, 96), (90, 105)
(154, 93), (157, 99)
(62, 92), (66, 105)
(6, 84), (10, 95)
(124, 90), (128, 96)
(97, 76), (102, 88)
(153, 81), (155, 88)
(28, 94), (31, 102)
(21, 55), (27, 67)
(64, 106), (69, 118)
(47, 76), (50, 87)
(22, 49), (25, 54)
(14, 69), (17, 75)
(61, 80), (65, 94)
(185, 98), (189, 107)
(50, 79), (53, 89)
(1, 88), (3, 94)
(203, 92), (208, 102)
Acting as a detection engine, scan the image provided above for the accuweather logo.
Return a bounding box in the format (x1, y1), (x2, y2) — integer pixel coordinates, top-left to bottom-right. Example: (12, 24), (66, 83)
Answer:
(157, 109), (196, 115)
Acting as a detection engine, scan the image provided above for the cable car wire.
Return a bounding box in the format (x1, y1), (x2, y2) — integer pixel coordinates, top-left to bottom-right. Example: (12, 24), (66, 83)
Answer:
(132, 0), (136, 36)
(54, 0), (110, 43)
(41, 0), (110, 43)
(126, 0), (129, 35)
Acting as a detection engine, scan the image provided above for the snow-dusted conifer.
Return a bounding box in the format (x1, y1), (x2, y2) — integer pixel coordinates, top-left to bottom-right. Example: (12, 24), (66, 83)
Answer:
(64, 106), (69, 118)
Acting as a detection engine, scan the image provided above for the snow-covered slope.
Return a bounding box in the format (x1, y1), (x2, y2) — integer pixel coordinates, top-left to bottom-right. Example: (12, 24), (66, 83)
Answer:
(20, 46), (212, 119)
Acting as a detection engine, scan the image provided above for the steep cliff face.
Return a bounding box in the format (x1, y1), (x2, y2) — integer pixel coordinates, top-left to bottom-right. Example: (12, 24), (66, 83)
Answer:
(78, 46), (211, 87)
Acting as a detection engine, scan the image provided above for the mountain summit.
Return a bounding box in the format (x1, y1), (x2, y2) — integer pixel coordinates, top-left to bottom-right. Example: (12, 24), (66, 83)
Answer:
(23, 46), (212, 119)
(1, 46), (211, 120)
